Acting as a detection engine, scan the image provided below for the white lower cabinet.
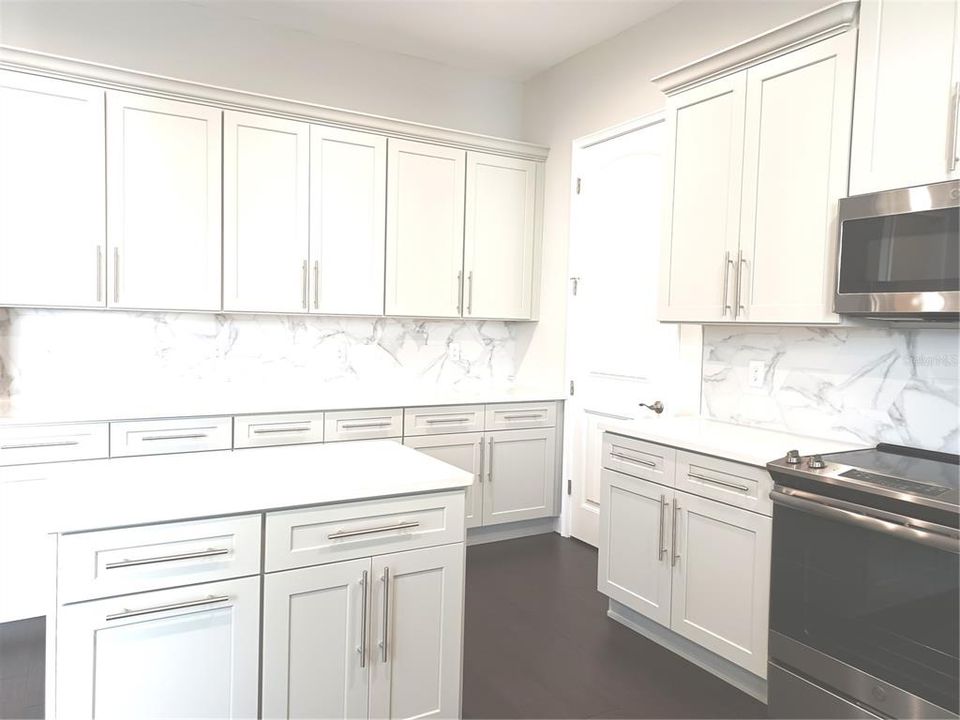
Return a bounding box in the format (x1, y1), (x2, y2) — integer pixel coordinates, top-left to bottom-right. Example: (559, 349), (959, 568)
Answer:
(263, 544), (464, 720)
(56, 576), (260, 719)
(483, 427), (557, 526)
(404, 433), (484, 529)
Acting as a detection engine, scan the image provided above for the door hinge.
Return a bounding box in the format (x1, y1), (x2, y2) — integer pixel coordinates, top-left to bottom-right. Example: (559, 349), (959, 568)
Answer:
(569, 380), (575, 396)
(567, 478), (572, 495)
(570, 277), (579, 296)
(576, 177), (582, 194)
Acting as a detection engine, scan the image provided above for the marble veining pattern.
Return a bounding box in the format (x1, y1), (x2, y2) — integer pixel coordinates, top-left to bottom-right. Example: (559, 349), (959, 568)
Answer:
(702, 325), (960, 453)
(0, 308), (530, 404)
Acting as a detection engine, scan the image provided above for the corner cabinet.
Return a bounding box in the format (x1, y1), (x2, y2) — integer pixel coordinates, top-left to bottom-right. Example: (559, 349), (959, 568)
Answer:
(657, 22), (856, 324)
(850, 0), (960, 194)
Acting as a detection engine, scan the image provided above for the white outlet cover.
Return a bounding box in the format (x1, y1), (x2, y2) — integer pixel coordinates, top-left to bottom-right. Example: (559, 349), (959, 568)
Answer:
(449, 342), (461, 362)
(748, 360), (766, 389)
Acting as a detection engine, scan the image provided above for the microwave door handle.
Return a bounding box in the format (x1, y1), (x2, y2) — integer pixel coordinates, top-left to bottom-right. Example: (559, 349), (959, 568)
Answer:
(770, 487), (960, 554)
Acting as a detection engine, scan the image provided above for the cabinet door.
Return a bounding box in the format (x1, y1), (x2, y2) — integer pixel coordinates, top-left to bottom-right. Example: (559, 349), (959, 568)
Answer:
(106, 92), (221, 311)
(310, 126), (386, 315)
(404, 432), (484, 529)
(482, 427), (558, 526)
(851, 0), (960, 193)
(658, 73), (746, 322)
(598, 469), (673, 627)
(738, 33), (855, 324)
(262, 559), (370, 720)
(224, 111), (309, 312)
(463, 152), (538, 319)
(670, 490), (771, 677)
(0, 72), (105, 308)
(56, 576), (259, 719)
(369, 544), (464, 720)
(385, 140), (465, 318)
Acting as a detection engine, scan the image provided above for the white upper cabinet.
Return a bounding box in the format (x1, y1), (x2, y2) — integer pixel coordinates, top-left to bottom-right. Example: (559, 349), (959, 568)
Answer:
(106, 92), (222, 311)
(224, 111), (309, 313)
(851, 0), (960, 194)
(658, 74), (746, 322)
(310, 126), (386, 316)
(463, 152), (539, 319)
(738, 33), (855, 324)
(385, 140), (466, 318)
(0, 72), (105, 308)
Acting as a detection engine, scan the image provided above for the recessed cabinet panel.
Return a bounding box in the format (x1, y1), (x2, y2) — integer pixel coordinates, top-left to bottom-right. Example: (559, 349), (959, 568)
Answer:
(404, 433), (484, 529)
(0, 72), (105, 308)
(739, 34), (854, 323)
(106, 92), (222, 311)
(658, 74), (746, 322)
(385, 140), (466, 318)
(224, 111), (310, 313)
(464, 152), (538, 319)
(851, 0), (960, 193)
(310, 126), (387, 316)
(482, 427), (557, 525)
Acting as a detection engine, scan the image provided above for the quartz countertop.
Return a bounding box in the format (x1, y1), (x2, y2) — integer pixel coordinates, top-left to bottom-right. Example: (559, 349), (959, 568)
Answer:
(599, 416), (866, 467)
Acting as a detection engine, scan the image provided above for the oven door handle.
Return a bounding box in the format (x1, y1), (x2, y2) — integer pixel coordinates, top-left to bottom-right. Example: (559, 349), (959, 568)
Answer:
(770, 487), (960, 554)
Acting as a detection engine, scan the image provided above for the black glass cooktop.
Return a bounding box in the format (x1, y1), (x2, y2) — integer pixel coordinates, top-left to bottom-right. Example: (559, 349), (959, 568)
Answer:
(822, 444), (959, 493)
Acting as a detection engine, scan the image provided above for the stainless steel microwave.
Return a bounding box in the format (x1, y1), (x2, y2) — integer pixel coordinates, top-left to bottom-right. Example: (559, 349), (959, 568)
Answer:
(836, 180), (959, 318)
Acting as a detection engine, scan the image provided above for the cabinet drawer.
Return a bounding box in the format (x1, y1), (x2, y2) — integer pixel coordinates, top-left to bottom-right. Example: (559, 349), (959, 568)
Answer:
(484, 401), (557, 430)
(58, 515), (262, 603)
(265, 491), (465, 572)
(234, 412), (325, 448)
(403, 405), (484, 436)
(602, 433), (676, 487)
(675, 450), (772, 516)
(110, 417), (232, 457)
(324, 408), (402, 441)
(0, 423), (109, 466)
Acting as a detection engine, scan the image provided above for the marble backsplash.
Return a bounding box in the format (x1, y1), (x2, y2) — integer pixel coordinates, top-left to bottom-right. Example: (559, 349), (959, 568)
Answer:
(0, 308), (531, 404)
(702, 325), (960, 453)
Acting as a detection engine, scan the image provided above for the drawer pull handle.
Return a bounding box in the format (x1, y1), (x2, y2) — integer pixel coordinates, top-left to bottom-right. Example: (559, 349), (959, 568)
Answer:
(104, 547), (231, 570)
(106, 595), (230, 622)
(502, 413), (543, 421)
(340, 421), (392, 430)
(424, 417), (471, 425)
(1, 440), (81, 450)
(328, 520), (420, 540)
(141, 433), (209, 442)
(252, 426), (311, 435)
(609, 451), (655, 468)
(687, 472), (750, 493)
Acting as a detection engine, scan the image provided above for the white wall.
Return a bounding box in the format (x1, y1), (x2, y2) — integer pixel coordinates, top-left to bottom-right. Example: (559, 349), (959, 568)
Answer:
(517, 0), (838, 391)
(0, 0), (524, 138)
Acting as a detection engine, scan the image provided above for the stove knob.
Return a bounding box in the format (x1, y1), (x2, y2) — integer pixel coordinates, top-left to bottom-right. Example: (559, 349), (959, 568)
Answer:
(807, 455), (826, 470)
(785, 449), (801, 465)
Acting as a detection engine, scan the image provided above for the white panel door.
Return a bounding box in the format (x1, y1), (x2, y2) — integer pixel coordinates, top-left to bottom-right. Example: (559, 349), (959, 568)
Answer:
(224, 111), (309, 313)
(851, 0), (960, 193)
(262, 559), (370, 720)
(463, 152), (538, 319)
(56, 576), (260, 719)
(309, 126), (386, 315)
(658, 73), (746, 322)
(403, 432), (484, 529)
(106, 92), (221, 311)
(385, 140), (465, 318)
(597, 469), (673, 627)
(483, 427), (557, 526)
(0, 72), (105, 308)
(369, 544), (464, 720)
(738, 33), (855, 324)
(670, 490), (771, 677)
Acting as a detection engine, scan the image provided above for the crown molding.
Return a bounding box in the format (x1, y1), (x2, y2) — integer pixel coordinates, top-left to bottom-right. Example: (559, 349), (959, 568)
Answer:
(651, 1), (859, 96)
(0, 45), (549, 161)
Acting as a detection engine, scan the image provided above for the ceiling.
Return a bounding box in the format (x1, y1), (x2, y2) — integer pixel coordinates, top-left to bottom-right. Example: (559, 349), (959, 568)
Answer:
(191, 0), (681, 80)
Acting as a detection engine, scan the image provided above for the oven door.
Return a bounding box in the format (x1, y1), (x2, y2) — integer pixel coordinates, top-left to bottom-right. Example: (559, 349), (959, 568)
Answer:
(770, 486), (959, 719)
(835, 181), (959, 316)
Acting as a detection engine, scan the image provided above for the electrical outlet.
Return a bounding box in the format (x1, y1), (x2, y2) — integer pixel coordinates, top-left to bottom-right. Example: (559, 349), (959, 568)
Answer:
(748, 360), (766, 389)
(449, 342), (461, 362)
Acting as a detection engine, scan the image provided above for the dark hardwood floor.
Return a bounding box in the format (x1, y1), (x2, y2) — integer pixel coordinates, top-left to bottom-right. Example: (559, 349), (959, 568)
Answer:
(462, 533), (767, 720)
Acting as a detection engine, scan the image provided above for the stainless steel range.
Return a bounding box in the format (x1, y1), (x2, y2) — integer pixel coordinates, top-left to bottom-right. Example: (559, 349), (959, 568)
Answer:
(767, 443), (959, 719)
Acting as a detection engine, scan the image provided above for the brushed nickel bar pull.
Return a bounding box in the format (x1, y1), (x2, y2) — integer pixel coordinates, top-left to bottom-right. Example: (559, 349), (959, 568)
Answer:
(96, 246), (103, 302)
(252, 425), (311, 435)
(301, 260), (309, 310)
(609, 451), (655, 468)
(671, 503), (681, 567)
(113, 247), (119, 304)
(687, 472), (750, 493)
(735, 250), (746, 317)
(722, 250), (731, 316)
(141, 433), (208, 442)
(951, 82), (960, 172)
(105, 547), (230, 570)
(467, 270), (474, 314)
(328, 521), (420, 541)
(478, 436), (485, 483)
(502, 413), (543, 421)
(456, 270), (463, 315)
(424, 416), (471, 425)
(340, 420), (392, 430)
(106, 595), (230, 622)
(313, 260), (320, 309)
(379, 567), (390, 663)
(657, 495), (667, 561)
(358, 570), (368, 668)
(487, 436), (494, 482)
(1, 440), (80, 450)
